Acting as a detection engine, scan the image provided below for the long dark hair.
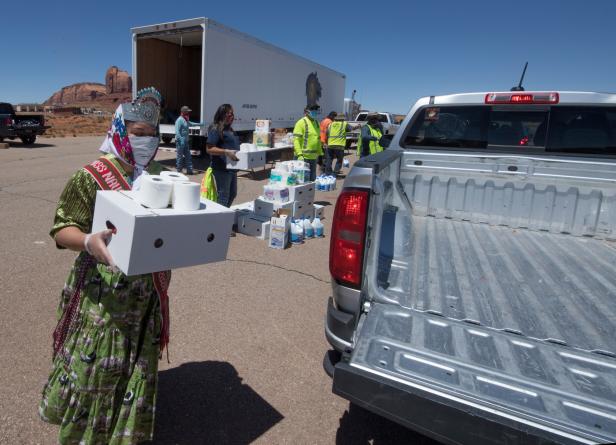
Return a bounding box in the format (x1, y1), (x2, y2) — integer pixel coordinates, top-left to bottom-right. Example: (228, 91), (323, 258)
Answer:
(210, 103), (234, 139)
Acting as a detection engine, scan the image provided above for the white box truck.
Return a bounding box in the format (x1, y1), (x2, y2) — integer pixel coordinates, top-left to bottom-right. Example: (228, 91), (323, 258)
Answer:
(131, 18), (346, 152)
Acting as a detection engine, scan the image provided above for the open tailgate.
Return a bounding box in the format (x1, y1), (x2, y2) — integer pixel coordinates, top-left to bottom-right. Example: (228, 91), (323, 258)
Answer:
(333, 303), (616, 445)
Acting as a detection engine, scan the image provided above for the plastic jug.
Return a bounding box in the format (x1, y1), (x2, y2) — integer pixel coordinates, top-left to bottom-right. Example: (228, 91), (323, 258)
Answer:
(290, 220), (304, 244)
(312, 217), (324, 237)
(302, 218), (314, 239)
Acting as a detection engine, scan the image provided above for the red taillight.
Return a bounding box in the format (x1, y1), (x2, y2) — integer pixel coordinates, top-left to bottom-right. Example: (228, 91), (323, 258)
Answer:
(485, 92), (559, 104)
(3, 118), (12, 126)
(329, 188), (370, 288)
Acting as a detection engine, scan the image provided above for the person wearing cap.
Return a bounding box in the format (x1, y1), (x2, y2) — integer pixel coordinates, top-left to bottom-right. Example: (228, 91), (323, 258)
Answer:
(39, 88), (175, 444)
(358, 113), (384, 158)
(293, 105), (323, 181)
(175, 105), (203, 175)
(325, 114), (358, 175)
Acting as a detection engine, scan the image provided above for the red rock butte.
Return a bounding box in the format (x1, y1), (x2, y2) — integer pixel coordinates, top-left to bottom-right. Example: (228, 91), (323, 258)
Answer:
(45, 66), (133, 110)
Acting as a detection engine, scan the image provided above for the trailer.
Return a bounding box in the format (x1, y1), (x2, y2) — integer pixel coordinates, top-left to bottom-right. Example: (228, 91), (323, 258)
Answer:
(131, 18), (346, 153)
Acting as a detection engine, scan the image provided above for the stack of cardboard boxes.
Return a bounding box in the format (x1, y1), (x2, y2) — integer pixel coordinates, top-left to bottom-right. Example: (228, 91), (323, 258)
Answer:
(231, 162), (323, 248)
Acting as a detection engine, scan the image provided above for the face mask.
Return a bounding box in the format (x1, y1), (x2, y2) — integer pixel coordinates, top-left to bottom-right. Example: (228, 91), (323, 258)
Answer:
(309, 111), (318, 119)
(129, 135), (159, 167)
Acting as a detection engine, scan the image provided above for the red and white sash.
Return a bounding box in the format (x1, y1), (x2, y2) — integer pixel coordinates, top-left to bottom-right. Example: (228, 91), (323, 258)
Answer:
(84, 157), (171, 356)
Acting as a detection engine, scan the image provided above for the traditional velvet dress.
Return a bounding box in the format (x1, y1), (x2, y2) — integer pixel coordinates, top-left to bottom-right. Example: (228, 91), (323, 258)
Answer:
(39, 154), (168, 445)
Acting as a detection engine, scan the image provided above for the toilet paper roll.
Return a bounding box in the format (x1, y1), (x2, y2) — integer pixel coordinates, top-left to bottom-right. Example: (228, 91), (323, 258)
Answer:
(138, 175), (173, 209)
(160, 171), (189, 204)
(160, 171), (189, 182)
(172, 181), (201, 211)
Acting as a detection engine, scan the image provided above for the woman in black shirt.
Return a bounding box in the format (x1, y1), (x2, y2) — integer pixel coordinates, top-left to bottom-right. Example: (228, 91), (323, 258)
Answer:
(206, 104), (240, 207)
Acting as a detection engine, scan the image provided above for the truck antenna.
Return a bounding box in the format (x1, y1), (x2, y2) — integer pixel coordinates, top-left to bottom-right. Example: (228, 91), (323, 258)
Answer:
(510, 62), (528, 91)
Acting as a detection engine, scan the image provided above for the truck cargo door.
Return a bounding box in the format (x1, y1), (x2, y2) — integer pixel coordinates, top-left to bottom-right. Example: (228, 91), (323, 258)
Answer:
(333, 303), (616, 445)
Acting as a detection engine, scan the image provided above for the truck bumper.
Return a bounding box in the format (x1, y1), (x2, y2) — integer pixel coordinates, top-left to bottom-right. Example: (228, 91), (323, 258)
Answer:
(332, 362), (588, 445)
(324, 297), (354, 353)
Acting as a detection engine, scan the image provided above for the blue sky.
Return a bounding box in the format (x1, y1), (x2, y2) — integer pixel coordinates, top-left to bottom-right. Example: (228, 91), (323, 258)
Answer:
(2, 0), (615, 114)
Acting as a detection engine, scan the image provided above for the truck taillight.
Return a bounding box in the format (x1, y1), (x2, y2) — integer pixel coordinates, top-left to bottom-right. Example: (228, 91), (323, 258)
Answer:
(485, 92), (559, 104)
(329, 188), (370, 288)
(3, 118), (12, 126)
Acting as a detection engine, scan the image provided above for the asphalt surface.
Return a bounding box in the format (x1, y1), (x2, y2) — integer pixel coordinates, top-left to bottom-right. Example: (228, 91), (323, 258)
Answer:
(0, 137), (437, 444)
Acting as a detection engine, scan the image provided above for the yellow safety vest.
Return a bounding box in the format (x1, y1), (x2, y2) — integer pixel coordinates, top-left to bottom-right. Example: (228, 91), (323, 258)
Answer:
(293, 116), (322, 160)
(327, 121), (347, 147)
(357, 125), (383, 156)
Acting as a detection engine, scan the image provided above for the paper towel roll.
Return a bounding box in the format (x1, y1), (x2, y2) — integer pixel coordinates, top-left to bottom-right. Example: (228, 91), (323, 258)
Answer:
(172, 181), (201, 211)
(138, 175), (173, 209)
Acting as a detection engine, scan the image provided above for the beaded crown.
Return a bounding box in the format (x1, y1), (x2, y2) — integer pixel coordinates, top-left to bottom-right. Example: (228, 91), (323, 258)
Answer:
(121, 87), (162, 127)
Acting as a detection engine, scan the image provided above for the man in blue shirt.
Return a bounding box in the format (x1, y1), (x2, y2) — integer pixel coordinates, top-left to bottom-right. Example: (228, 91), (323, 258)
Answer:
(175, 106), (203, 175)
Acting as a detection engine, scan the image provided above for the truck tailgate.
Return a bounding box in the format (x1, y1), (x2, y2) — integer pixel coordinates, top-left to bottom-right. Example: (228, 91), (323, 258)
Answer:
(334, 303), (616, 445)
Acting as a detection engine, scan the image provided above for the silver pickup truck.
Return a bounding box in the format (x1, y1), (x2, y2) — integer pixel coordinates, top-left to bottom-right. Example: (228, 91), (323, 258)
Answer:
(325, 91), (616, 444)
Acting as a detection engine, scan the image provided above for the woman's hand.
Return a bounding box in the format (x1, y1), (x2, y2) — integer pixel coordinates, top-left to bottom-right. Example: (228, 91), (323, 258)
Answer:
(225, 150), (239, 161)
(84, 229), (116, 267)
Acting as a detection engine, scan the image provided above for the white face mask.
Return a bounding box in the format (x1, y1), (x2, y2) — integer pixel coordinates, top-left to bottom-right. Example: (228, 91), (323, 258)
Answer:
(129, 135), (159, 167)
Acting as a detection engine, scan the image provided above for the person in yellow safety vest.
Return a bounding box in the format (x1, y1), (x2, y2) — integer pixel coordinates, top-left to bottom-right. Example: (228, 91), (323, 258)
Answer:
(358, 113), (384, 158)
(293, 105), (323, 181)
(325, 114), (359, 175)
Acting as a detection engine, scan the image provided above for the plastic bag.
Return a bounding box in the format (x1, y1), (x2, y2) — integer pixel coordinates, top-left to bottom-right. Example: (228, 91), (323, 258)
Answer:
(200, 167), (218, 201)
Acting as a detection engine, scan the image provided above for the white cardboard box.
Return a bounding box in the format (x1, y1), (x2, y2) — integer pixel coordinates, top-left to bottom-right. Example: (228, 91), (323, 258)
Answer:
(230, 201), (255, 225)
(287, 182), (315, 202)
(237, 212), (271, 238)
(255, 119), (271, 133)
(254, 197), (294, 218)
(226, 151), (266, 170)
(269, 214), (289, 249)
(91, 191), (234, 276)
(292, 200), (314, 220)
(313, 203), (325, 219)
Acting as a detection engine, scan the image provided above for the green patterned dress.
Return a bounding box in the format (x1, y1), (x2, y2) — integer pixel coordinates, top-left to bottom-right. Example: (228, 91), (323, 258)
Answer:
(40, 155), (168, 445)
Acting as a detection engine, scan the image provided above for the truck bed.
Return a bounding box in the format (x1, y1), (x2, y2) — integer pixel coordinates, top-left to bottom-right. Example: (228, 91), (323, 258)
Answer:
(344, 151), (616, 443)
(377, 214), (616, 354)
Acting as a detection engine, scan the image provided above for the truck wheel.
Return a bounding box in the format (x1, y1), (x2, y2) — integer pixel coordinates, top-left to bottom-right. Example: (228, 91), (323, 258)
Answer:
(161, 136), (173, 145)
(20, 135), (36, 145)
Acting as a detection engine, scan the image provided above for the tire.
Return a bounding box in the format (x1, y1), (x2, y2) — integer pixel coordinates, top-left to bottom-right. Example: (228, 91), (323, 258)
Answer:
(161, 136), (173, 145)
(20, 135), (36, 145)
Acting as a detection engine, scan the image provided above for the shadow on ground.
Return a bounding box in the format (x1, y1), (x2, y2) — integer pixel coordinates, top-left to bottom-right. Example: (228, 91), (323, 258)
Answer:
(336, 403), (439, 445)
(153, 361), (283, 444)
(4, 140), (56, 149)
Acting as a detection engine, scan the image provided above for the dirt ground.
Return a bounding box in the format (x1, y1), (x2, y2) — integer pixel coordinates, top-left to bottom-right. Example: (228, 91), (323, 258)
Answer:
(0, 136), (437, 444)
(43, 114), (110, 138)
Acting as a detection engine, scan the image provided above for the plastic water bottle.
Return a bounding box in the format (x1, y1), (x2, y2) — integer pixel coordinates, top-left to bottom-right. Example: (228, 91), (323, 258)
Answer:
(312, 217), (324, 237)
(290, 219), (304, 244)
(302, 218), (314, 239)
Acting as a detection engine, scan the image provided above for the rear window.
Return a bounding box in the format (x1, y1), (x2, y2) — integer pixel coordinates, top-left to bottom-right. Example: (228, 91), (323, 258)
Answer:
(403, 105), (616, 156)
(356, 113), (389, 123)
(0, 103), (13, 114)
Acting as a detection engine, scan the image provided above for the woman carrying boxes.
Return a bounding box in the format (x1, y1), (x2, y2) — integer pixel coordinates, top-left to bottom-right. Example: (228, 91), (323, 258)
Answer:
(39, 88), (173, 444)
(206, 103), (241, 207)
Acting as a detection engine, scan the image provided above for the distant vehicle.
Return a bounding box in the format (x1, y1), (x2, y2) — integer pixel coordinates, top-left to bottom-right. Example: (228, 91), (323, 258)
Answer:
(0, 102), (48, 145)
(325, 91), (616, 444)
(345, 111), (400, 147)
(131, 18), (346, 153)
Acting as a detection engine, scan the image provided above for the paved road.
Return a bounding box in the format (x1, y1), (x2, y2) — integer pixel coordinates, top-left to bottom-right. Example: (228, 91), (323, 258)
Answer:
(0, 137), (437, 444)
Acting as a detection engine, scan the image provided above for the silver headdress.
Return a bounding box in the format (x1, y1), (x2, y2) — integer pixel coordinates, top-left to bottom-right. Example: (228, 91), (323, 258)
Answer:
(121, 87), (162, 127)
